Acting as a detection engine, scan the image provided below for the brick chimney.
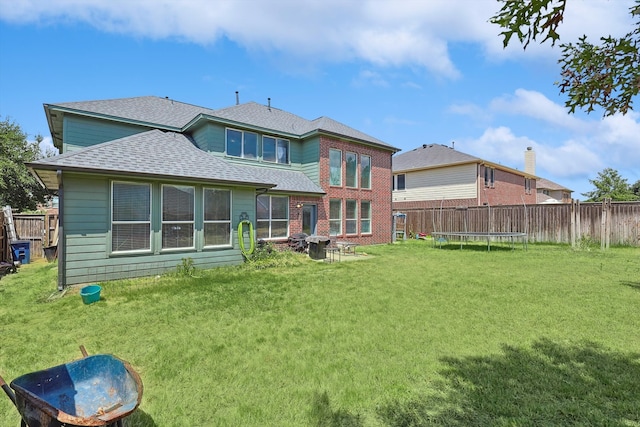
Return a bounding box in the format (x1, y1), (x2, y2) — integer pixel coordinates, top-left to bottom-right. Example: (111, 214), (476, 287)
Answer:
(524, 147), (535, 175)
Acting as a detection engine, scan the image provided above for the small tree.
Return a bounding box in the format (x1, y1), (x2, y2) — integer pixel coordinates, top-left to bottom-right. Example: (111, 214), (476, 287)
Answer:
(491, 0), (640, 116)
(0, 117), (50, 211)
(631, 179), (640, 198)
(582, 168), (638, 202)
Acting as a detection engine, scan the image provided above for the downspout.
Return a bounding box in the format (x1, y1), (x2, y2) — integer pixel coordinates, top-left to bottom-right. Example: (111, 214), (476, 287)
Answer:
(57, 170), (65, 291)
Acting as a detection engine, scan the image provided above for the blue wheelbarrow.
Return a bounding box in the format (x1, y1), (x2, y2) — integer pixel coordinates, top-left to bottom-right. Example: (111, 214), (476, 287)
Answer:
(1, 346), (143, 427)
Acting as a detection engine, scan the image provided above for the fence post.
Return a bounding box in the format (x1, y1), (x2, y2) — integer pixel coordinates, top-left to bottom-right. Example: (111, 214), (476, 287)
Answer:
(570, 199), (576, 248)
(601, 199), (611, 250)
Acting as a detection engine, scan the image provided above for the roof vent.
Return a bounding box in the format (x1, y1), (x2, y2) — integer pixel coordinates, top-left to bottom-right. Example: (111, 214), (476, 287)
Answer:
(422, 144), (427, 149)
(236, 91), (239, 105)
(268, 97), (271, 111)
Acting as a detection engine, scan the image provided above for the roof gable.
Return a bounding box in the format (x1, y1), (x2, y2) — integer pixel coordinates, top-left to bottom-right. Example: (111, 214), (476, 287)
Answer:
(393, 144), (480, 172)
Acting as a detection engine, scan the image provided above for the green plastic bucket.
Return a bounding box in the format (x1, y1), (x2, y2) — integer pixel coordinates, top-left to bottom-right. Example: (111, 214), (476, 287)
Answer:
(80, 285), (101, 304)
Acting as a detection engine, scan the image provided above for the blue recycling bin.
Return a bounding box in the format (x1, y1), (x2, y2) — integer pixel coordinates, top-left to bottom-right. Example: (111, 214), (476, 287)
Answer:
(10, 240), (30, 264)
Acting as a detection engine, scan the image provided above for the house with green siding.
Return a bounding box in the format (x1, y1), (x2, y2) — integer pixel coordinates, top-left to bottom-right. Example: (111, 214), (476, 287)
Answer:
(28, 96), (399, 289)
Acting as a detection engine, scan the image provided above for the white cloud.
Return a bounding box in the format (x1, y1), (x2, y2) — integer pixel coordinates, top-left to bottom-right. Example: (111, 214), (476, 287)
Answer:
(483, 89), (640, 176)
(5, 0), (631, 79)
(490, 89), (587, 132)
(463, 126), (602, 178)
(352, 70), (389, 88)
(448, 102), (492, 123)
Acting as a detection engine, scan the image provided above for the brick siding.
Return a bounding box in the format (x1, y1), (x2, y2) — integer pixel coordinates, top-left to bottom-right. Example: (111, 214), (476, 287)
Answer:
(315, 136), (394, 245)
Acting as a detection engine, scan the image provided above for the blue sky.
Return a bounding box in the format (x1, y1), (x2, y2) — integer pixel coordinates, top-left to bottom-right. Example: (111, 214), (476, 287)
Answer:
(1, 0), (638, 200)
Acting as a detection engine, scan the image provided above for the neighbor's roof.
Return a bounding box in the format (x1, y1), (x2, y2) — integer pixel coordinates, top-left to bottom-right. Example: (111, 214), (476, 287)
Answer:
(392, 144), (481, 172)
(45, 96), (397, 151)
(392, 143), (537, 178)
(27, 129), (323, 194)
(537, 177), (572, 192)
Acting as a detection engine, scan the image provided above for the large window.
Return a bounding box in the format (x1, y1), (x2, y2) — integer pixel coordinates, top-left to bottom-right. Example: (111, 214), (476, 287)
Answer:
(361, 155), (371, 189)
(329, 199), (342, 235)
(329, 149), (342, 186)
(346, 152), (357, 188)
(112, 182), (151, 253)
(226, 128), (258, 159)
(484, 167), (495, 188)
(346, 199), (357, 235)
(263, 136), (289, 164)
(162, 185), (195, 249)
(257, 195), (289, 239)
(361, 201), (371, 234)
(204, 188), (231, 247)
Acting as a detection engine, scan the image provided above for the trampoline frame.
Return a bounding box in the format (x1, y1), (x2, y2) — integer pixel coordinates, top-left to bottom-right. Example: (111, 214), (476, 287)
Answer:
(432, 231), (528, 251)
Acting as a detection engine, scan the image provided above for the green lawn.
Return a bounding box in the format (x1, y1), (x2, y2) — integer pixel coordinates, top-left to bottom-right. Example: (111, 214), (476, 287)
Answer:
(1, 241), (639, 426)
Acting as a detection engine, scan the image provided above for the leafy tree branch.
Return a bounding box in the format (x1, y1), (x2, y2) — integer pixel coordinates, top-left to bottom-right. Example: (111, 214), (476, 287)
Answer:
(491, 0), (640, 116)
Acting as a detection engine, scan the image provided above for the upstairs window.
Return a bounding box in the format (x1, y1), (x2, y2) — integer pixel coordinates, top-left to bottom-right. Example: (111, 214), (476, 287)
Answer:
(525, 178), (532, 195)
(395, 174), (406, 191)
(162, 185), (195, 250)
(346, 152), (357, 188)
(263, 136), (289, 164)
(329, 149), (342, 186)
(484, 167), (495, 188)
(111, 182), (151, 253)
(226, 128), (258, 159)
(361, 155), (371, 189)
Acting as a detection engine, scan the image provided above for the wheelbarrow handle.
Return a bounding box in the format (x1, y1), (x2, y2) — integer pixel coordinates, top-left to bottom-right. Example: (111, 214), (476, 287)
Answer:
(0, 373), (17, 406)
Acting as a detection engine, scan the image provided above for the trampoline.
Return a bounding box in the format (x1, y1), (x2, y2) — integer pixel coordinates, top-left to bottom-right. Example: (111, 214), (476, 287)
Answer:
(432, 231), (528, 251)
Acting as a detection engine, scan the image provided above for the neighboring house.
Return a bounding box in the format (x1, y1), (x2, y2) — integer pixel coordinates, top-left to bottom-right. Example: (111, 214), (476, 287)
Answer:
(536, 178), (573, 203)
(28, 96), (398, 288)
(392, 144), (538, 210)
(522, 147), (573, 203)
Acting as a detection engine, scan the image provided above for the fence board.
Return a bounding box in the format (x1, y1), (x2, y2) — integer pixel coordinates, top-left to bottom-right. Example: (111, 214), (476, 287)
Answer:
(397, 201), (640, 247)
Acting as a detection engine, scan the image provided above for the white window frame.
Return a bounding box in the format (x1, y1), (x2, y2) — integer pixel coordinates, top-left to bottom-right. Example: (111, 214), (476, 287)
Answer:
(161, 184), (195, 250)
(226, 128), (258, 159)
(203, 188), (232, 247)
(361, 200), (371, 234)
(346, 152), (358, 188)
(345, 199), (358, 235)
(329, 198), (342, 235)
(256, 194), (289, 239)
(111, 181), (152, 254)
(360, 155), (371, 189)
(525, 178), (532, 195)
(329, 149), (342, 186)
(263, 135), (290, 164)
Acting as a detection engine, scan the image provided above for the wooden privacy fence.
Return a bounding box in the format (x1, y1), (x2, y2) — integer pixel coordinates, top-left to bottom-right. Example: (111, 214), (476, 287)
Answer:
(396, 200), (640, 247)
(0, 211), (59, 262)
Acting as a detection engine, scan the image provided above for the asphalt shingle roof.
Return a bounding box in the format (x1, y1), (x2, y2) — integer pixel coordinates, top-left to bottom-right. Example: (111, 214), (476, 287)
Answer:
(392, 144), (480, 172)
(51, 96), (216, 129)
(47, 96), (396, 150)
(29, 129), (324, 194)
(537, 177), (571, 191)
